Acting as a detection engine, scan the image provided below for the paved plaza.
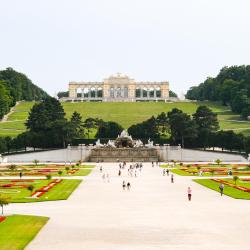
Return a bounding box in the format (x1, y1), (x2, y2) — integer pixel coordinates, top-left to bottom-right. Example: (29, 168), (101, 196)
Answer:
(5, 163), (250, 250)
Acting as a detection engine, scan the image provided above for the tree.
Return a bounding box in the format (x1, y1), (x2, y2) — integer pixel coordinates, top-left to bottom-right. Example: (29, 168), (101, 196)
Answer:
(8, 164), (16, 171)
(215, 159), (221, 165)
(57, 91), (69, 98)
(186, 65), (250, 118)
(233, 175), (239, 185)
(58, 170), (63, 176)
(46, 174), (52, 183)
(193, 106), (219, 149)
(210, 169), (215, 176)
(27, 185), (34, 195)
(69, 111), (84, 138)
(96, 121), (123, 138)
(167, 108), (197, 147)
(128, 116), (160, 139)
(83, 118), (98, 139)
(33, 159), (39, 166)
(0, 195), (10, 215)
(169, 90), (178, 98)
(24, 97), (78, 148)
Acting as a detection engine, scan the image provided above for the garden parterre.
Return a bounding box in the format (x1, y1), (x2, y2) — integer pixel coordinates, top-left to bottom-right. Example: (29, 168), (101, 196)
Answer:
(0, 179), (82, 202)
(0, 164), (93, 177)
(165, 163), (250, 176)
(194, 177), (250, 199)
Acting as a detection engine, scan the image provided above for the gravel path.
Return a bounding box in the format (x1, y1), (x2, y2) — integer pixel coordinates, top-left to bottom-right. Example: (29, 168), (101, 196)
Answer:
(6, 163), (250, 250)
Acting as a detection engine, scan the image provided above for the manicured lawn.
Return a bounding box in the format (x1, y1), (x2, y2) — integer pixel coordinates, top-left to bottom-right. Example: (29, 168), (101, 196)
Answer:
(0, 179), (82, 203)
(171, 164), (250, 177)
(0, 100), (248, 137)
(171, 169), (193, 176)
(0, 214), (48, 250)
(194, 179), (250, 199)
(0, 168), (92, 177)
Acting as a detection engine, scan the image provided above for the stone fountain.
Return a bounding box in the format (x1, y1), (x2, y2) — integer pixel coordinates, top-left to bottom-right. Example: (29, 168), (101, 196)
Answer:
(89, 130), (158, 162)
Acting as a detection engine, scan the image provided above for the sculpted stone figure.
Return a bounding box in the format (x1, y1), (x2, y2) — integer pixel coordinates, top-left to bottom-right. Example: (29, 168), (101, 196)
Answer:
(95, 139), (103, 147)
(134, 139), (143, 147)
(145, 138), (154, 148)
(107, 140), (116, 148)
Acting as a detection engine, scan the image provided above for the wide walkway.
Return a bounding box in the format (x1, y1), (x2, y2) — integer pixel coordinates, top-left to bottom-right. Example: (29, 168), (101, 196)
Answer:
(6, 163), (250, 250)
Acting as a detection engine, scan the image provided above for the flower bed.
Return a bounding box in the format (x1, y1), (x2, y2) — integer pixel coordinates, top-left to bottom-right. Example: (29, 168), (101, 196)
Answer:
(0, 216), (6, 223)
(212, 178), (250, 193)
(31, 179), (62, 198)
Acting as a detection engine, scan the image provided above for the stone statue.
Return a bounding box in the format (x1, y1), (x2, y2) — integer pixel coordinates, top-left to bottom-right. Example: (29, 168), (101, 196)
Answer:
(145, 138), (154, 148)
(120, 130), (129, 138)
(107, 140), (116, 148)
(134, 139), (143, 147)
(95, 139), (103, 147)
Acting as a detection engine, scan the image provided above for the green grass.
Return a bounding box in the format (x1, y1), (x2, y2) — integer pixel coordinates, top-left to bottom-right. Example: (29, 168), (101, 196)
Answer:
(0, 167), (92, 177)
(53, 168), (92, 177)
(171, 169), (193, 176)
(0, 214), (48, 250)
(194, 179), (250, 199)
(0, 179), (82, 203)
(1, 100), (249, 137)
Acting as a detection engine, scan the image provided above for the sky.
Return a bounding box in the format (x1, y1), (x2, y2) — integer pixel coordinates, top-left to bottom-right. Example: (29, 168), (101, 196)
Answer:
(0, 0), (250, 97)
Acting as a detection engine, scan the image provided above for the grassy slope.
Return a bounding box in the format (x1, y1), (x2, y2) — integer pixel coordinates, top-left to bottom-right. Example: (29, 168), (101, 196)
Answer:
(1, 101), (250, 137)
(0, 179), (82, 203)
(194, 179), (250, 199)
(0, 214), (48, 250)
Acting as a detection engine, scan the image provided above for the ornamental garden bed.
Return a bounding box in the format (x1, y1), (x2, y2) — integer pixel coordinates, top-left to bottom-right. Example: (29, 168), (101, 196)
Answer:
(0, 165), (93, 177)
(166, 163), (250, 177)
(0, 179), (82, 203)
(194, 177), (250, 199)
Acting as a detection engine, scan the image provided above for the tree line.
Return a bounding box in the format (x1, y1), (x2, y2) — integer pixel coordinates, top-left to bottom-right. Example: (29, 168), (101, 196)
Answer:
(0, 97), (249, 155)
(0, 68), (49, 119)
(186, 65), (250, 119)
(128, 106), (250, 154)
(0, 97), (124, 152)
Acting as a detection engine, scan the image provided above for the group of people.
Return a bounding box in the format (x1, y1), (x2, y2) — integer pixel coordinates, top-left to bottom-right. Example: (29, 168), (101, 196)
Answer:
(99, 166), (110, 182)
(122, 180), (131, 191)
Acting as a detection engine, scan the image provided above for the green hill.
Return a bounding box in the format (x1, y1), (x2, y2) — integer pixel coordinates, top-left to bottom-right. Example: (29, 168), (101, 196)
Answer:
(0, 101), (250, 137)
(0, 68), (49, 119)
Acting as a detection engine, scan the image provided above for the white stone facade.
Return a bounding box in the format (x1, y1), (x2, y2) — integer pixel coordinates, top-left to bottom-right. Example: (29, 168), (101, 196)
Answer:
(63, 73), (170, 102)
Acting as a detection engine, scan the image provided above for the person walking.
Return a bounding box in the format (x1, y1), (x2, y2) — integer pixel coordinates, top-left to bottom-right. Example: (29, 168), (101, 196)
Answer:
(163, 169), (166, 176)
(122, 180), (126, 190)
(127, 182), (131, 190)
(106, 173), (110, 183)
(219, 183), (224, 196)
(166, 169), (169, 176)
(102, 173), (106, 182)
(171, 174), (174, 183)
(187, 187), (192, 201)
(118, 169), (121, 176)
(100, 166), (103, 173)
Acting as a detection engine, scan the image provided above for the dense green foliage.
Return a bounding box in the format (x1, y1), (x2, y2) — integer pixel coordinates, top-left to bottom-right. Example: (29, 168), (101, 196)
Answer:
(0, 68), (48, 119)
(96, 121), (123, 138)
(23, 97), (86, 148)
(186, 65), (250, 118)
(169, 90), (178, 97)
(57, 91), (69, 98)
(128, 106), (250, 153)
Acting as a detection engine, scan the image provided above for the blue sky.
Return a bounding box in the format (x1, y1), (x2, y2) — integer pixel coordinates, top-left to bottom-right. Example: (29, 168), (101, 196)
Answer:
(0, 0), (250, 97)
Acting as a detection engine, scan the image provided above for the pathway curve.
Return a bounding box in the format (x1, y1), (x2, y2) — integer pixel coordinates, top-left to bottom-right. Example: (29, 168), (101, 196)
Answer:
(6, 163), (250, 250)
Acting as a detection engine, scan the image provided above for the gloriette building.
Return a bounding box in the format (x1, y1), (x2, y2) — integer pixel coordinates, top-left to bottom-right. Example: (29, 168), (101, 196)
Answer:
(63, 73), (170, 102)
